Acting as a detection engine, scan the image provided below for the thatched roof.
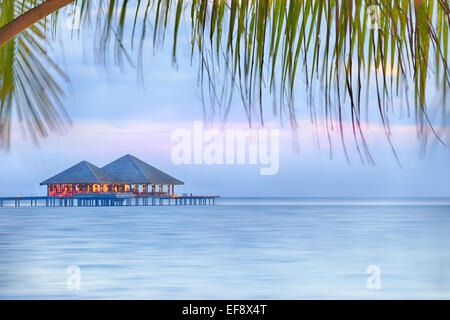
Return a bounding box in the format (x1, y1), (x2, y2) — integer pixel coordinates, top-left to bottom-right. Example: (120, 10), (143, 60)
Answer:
(102, 154), (184, 185)
(40, 161), (121, 185)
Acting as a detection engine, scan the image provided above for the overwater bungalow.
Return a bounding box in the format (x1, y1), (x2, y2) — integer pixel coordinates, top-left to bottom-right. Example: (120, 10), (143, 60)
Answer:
(40, 154), (184, 197)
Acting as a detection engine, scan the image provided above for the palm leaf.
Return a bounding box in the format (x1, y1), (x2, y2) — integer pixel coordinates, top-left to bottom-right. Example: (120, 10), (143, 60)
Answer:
(0, 0), (449, 158)
(0, 0), (70, 149)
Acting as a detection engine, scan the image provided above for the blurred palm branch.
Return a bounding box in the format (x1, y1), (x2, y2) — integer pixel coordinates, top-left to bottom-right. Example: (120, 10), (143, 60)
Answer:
(0, 0), (449, 159)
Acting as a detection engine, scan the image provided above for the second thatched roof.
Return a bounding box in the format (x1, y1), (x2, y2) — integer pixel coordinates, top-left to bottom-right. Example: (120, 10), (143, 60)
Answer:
(102, 154), (184, 185)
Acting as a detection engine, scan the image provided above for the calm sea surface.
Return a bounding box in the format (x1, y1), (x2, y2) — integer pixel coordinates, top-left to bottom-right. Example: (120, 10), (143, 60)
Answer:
(0, 198), (449, 299)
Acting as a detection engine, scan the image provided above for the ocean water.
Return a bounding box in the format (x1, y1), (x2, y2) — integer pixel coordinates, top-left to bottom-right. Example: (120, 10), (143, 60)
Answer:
(0, 197), (449, 299)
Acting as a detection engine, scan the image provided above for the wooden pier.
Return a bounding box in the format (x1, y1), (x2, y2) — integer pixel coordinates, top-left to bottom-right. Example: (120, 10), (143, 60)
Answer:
(0, 195), (218, 208)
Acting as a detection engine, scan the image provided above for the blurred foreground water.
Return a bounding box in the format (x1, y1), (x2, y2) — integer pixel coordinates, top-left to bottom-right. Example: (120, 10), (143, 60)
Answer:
(0, 197), (449, 299)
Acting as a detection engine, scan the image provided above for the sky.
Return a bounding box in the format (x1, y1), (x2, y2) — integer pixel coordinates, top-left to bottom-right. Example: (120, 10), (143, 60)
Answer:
(0, 5), (449, 198)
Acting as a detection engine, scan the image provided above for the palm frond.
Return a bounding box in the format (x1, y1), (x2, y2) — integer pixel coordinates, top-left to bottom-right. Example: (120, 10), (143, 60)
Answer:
(88, 1), (449, 156)
(0, 0), (449, 157)
(0, 0), (70, 149)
